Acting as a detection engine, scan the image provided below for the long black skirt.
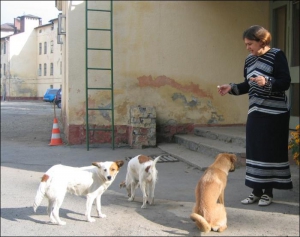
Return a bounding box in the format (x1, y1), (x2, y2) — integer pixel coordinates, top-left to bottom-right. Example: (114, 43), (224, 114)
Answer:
(245, 111), (293, 190)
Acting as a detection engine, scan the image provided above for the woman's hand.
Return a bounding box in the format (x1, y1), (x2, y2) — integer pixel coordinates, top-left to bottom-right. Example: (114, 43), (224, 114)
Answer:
(217, 84), (231, 96)
(249, 76), (266, 86)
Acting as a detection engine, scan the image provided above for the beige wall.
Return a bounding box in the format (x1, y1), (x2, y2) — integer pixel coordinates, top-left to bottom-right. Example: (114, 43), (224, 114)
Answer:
(59, 1), (269, 143)
(36, 20), (63, 96)
(2, 18), (38, 98)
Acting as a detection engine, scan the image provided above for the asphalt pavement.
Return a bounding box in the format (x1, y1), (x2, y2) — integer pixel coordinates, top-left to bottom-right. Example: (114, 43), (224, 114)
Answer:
(1, 101), (299, 236)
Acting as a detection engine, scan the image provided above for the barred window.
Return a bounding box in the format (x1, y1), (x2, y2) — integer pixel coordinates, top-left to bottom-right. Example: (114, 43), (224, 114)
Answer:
(50, 40), (54, 53)
(44, 63), (47, 76)
(38, 64), (42, 76)
(44, 42), (47, 54)
(50, 63), (53, 76)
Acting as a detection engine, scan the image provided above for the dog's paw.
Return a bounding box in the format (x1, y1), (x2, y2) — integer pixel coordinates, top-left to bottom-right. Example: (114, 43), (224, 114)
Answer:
(148, 198), (154, 205)
(128, 197), (134, 202)
(58, 221), (66, 226)
(99, 213), (106, 218)
(87, 217), (96, 223)
(50, 217), (57, 224)
(141, 204), (147, 209)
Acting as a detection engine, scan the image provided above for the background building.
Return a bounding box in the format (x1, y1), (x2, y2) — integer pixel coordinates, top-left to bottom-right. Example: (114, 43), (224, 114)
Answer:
(1, 14), (62, 100)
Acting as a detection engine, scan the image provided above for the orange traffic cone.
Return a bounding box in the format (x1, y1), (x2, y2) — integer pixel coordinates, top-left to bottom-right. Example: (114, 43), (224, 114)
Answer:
(49, 117), (63, 146)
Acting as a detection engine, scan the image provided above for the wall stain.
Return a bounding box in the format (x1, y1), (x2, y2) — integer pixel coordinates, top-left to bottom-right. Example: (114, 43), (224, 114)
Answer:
(208, 111), (224, 124)
(172, 93), (199, 107)
(98, 104), (112, 121)
(137, 75), (213, 99)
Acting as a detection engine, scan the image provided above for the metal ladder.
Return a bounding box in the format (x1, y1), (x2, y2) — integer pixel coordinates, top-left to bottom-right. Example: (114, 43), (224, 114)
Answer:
(85, 1), (114, 150)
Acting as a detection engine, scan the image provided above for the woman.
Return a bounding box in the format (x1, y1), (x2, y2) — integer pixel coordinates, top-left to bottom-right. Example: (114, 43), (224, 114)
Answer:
(217, 25), (293, 206)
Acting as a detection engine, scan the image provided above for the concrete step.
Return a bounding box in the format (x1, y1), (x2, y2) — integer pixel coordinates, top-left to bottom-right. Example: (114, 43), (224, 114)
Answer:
(158, 142), (245, 169)
(175, 133), (246, 156)
(194, 126), (246, 148)
(158, 143), (216, 170)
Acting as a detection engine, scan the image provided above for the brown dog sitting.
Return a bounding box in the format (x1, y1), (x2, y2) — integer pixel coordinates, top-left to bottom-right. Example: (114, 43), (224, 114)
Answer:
(190, 153), (237, 233)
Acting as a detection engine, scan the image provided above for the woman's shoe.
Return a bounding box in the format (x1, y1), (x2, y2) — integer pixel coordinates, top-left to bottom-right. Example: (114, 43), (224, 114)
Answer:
(241, 193), (260, 204)
(258, 194), (273, 206)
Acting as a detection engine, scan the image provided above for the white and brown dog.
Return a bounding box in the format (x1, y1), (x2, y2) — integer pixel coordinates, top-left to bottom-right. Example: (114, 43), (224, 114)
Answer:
(33, 160), (124, 225)
(120, 154), (160, 208)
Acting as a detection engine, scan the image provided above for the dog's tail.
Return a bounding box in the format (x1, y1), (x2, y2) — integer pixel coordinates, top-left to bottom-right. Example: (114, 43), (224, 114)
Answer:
(190, 213), (211, 233)
(33, 174), (51, 212)
(152, 156), (160, 166)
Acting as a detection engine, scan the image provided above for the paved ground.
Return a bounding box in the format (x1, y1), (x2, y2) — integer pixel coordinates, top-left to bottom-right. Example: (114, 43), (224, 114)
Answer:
(1, 101), (299, 236)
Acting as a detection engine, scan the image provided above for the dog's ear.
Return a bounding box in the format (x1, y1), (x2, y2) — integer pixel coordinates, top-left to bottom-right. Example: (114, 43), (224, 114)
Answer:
(230, 154), (237, 163)
(115, 160), (124, 168)
(92, 162), (102, 168)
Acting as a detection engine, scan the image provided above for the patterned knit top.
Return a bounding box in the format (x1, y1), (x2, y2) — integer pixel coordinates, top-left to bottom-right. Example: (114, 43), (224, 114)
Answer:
(229, 48), (291, 115)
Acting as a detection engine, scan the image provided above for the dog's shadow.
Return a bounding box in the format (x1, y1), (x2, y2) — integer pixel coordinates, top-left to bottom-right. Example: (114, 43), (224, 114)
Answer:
(1, 206), (85, 225)
(110, 192), (199, 236)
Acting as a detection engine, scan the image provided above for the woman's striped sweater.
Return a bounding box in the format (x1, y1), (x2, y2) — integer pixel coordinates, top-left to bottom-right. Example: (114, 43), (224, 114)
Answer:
(229, 48), (291, 115)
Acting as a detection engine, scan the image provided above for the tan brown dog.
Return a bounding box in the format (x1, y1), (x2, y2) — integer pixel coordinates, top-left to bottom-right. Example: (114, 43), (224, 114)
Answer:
(190, 153), (237, 233)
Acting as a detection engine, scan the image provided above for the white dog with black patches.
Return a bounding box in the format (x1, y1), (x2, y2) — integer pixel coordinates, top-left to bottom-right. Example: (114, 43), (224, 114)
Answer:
(33, 160), (124, 225)
(120, 154), (160, 208)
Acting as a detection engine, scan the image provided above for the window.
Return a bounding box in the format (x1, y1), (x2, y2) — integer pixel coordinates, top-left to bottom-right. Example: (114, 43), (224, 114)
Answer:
(44, 63), (47, 76)
(38, 64), (42, 76)
(44, 42), (47, 54)
(291, 1), (299, 66)
(39, 43), (42, 55)
(50, 40), (53, 53)
(4, 41), (6, 54)
(60, 61), (62, 75)
(50, 63), (53, 75)
(4, 63), (6, 76)
(273, 5), (287, 52)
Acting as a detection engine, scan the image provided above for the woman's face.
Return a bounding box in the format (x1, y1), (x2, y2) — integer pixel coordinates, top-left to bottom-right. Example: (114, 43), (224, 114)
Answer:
(244, 38), (264, 56)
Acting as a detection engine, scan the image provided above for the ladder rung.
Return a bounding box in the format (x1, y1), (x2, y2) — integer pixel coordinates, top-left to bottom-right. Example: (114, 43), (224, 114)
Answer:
(87, 28), (111, 31)
(87, 48), (111, 51)
(87, 87), (112, 90)
(88, 108), (112, 111)
(87, 9), (111, 12)
(87, 67), (111, 70)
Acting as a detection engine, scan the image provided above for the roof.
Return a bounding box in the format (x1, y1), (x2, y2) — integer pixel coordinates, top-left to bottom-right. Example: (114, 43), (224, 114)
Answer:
(35, 23), (52, 29)
(1, 23), (15, 31)
(17, 14), (41, 19)
(48, 18), (58, 22)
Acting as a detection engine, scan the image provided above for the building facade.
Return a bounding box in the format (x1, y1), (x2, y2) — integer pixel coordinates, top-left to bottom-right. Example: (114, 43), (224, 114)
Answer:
(1, 15), (62, 100)
(1, 1), (298, 148)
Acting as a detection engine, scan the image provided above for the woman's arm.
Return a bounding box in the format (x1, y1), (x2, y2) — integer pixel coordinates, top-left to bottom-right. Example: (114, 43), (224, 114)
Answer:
(270, 51), (291, 92)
